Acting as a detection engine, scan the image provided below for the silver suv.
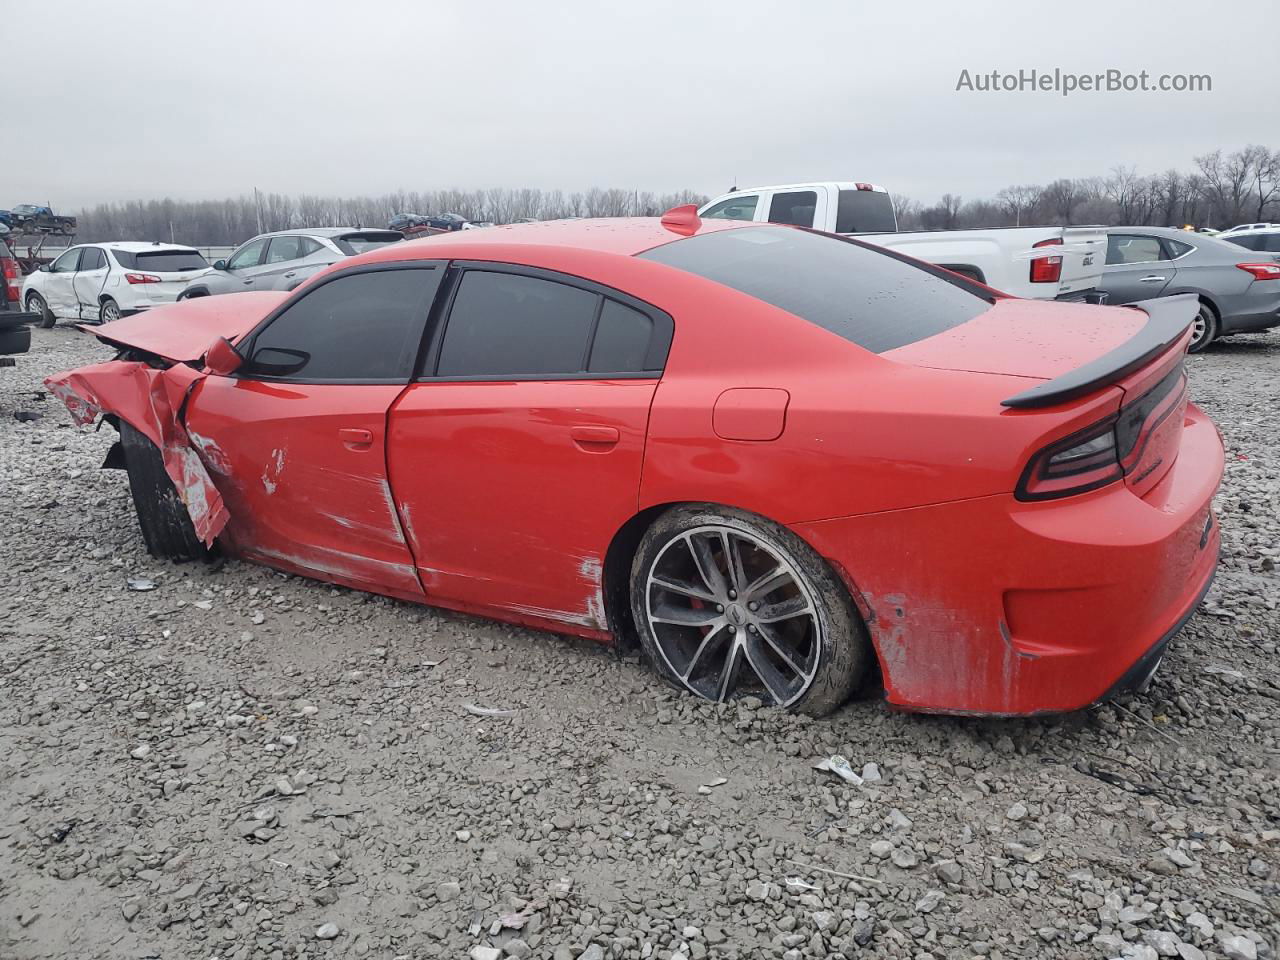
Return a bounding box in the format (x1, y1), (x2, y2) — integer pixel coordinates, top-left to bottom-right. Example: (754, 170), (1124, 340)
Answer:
(180, 227), (403, 299)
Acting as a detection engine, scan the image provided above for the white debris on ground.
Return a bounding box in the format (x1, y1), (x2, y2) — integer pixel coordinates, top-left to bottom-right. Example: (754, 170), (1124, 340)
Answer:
(1, 324), (1277, 960)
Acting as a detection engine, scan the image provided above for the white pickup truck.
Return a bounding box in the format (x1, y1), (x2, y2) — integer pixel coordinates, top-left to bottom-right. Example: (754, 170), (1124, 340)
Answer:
(698, 181), (1107, 302)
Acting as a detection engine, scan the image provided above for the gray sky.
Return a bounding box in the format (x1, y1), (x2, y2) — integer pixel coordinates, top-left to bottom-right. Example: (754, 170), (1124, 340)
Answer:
(9, 0), (1277, 210)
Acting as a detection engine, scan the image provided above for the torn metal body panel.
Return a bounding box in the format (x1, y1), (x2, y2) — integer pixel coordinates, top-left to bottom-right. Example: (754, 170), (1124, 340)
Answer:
(46, 360), (229, 546)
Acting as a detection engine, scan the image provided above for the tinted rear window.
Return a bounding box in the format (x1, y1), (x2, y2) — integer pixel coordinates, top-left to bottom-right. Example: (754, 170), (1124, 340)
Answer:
(835, 190), (898, 234)
(334, 232), (404, 256)
(112, 249), (209, 272)
(639, 226), (992, 354)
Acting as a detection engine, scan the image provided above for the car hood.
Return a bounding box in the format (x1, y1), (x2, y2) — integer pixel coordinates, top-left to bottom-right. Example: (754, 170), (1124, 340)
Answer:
(883, 297), (1148, 382)
(88, 291), (288, 363)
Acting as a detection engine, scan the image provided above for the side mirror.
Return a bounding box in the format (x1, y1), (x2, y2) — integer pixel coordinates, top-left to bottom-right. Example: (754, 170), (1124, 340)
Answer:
(248, 346), (310, 377)
(39, 263), (51, 272)
(204, 337), (244, 375)
(213, 259), (228, 271)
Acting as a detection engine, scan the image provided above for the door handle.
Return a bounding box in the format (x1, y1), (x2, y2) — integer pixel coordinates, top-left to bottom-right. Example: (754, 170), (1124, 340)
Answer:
(1138, 275), (1167, 282)
(283, 271), (296, 278)
(338, 428), (374, 449)
(570, 425), (620, 450)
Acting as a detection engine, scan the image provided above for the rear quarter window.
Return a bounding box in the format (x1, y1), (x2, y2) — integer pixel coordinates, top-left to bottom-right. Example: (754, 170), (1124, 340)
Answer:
(639, 226), (992, 354)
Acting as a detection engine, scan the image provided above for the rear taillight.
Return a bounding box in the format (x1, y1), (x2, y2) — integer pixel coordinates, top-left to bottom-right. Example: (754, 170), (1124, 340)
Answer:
(1018, 364), (1188, 502)
(1029, 237), (1063, 284)
(1017, 417), (1122, 500)
(1, 257), (19, 302)
(125, 273), (161, 284)
(1235, 262), (1280, 281)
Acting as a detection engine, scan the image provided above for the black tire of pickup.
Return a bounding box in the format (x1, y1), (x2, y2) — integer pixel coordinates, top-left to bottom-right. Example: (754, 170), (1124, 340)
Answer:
(119, 420), (209, 562)
(0, 324), (31, 355)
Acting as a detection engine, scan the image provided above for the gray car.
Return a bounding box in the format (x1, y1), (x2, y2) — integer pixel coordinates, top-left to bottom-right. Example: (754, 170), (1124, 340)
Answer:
(1098, 226), (1280, 352)
(180, 227), (403, 299)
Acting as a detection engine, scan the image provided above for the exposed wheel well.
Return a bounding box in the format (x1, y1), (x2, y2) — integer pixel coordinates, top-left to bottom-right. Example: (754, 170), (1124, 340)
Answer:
(602, 502), (679, 650)
(939, 264), (986, 284)
(1197, 295), (1220, 321)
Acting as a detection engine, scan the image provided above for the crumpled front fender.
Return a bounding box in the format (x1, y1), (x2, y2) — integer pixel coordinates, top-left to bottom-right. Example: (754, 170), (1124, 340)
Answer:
(45, 361), (230, 546)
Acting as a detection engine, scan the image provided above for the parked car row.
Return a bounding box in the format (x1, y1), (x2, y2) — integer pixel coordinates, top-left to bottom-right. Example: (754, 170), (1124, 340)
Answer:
(19, 228), (405, 324)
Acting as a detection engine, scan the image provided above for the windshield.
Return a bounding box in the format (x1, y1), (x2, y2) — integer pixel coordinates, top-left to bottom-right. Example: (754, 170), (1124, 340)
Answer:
(335, 232), (404, 256)
(835, 190), (898, 234)
(639, 226), (992, 354)
(113, 249), (209, 272)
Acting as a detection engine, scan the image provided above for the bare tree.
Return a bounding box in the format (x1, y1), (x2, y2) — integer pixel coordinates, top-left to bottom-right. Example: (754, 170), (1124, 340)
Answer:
(1196, 149), (1254, 226)
(1042, 179), (1083, 224)
(995, 184), (1041, 226)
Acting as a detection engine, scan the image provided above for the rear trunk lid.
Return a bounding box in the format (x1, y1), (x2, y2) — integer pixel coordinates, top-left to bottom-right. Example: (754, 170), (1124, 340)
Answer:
(115, 248), (213, 302)
(89, 290), (287, 363)
(887, 294), (1197, 496)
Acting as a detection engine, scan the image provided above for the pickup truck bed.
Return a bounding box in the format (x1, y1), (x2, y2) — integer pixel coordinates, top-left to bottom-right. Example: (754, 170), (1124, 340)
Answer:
(698, 182), (1106, 302)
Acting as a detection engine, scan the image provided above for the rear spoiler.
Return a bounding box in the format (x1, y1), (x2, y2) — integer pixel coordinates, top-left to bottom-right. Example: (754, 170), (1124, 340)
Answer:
(1001, 294), (1197, 409)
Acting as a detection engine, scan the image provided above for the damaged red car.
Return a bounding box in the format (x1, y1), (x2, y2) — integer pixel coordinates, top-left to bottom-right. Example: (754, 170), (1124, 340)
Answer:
(49, 213), (1223, 716)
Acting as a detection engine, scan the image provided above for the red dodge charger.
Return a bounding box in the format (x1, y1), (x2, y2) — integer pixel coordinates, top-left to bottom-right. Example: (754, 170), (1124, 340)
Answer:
(48, 211), (1223, 716)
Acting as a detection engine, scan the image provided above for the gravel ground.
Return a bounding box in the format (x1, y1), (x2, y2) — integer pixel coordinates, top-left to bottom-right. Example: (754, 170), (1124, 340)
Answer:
(1, 325), (1277, 960)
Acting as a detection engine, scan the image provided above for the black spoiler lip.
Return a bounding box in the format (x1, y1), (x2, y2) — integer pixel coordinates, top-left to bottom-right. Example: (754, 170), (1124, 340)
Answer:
(1001, 293), (1197, 410)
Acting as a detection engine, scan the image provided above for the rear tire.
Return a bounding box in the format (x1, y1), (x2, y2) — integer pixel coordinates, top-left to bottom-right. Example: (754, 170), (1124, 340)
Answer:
(26, 292), (55, 328)
(99, 297), (121, 325)
(630, 505), (870, 717)
(119, 421), (209, 562)
(1188, 303), (1218, 353)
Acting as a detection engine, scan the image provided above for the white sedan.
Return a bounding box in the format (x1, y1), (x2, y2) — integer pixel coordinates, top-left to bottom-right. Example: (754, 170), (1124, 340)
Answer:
(22, 242), (211, 327)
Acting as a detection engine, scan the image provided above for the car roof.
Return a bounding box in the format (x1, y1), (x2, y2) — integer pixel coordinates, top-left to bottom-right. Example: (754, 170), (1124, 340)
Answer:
(350, 216), (760, 263)
(94, 241), (201, 252)
(254, 226), (401, 239)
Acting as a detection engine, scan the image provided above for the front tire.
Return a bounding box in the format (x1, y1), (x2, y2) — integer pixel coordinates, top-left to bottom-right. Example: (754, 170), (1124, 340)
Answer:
(1188, 303), (1218, 353)
(119, 421), (209, 562)
(630, 505), (870, 717)
(99, 297), (121, 325)
(26, 292), (55, 328)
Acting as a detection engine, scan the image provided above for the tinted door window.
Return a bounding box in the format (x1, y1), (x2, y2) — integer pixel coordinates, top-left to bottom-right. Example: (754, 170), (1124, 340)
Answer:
(50, 249), (81, 273)
(228, 238), (267, 270)
(767, 191), (818, 227)
(1106, 235), (1167, 265)
(701, 195), (759, 221)
(266, 236), (304, 264)
(436, 271), (599, 377)
(640, 226), (991, 354)
(79, 248), (106, 270)
(1263, 234), (1280, 253)
(249, 267), (441, 382)
(299, 237), (325, 256)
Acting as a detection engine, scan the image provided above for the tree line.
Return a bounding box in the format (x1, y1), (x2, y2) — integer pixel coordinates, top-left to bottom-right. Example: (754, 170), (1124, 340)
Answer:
(898, 145), (1280, 231)
(72, 188), (710, 246)
(69, 143), (1280, 246)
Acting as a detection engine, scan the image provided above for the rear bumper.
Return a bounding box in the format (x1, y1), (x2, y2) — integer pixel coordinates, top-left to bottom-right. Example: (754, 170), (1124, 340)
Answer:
(1220, 307), (1280, 335)
(793, 402), (1224, 715)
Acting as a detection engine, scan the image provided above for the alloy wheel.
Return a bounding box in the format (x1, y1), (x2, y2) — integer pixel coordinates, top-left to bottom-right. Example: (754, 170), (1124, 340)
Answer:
(644, 525), (822, 707)
(101, 301), (120, 323)
(1191, 311), (1208, 347)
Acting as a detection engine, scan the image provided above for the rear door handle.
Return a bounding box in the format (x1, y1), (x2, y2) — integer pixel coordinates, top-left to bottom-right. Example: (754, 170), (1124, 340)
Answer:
(570, 425), (620, 449)
(338, 428), (374, 449)
(1138, 275), (1167, 282)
